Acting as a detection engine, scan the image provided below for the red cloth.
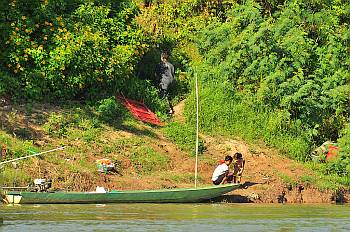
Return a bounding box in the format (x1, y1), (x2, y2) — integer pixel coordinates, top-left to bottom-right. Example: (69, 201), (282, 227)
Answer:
(117, 96), (164, 126)
(326, 145), (338, 160)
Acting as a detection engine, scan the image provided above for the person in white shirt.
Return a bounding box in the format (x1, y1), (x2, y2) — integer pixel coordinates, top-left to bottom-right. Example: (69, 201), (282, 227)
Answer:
(212, 155), (233, 185)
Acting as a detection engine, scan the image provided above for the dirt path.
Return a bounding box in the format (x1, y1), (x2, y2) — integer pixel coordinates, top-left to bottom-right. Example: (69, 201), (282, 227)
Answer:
(172, 99), (186, 123)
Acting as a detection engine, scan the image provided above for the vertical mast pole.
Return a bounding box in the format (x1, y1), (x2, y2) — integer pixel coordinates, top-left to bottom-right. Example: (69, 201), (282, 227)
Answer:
(195, 73), (199, 188)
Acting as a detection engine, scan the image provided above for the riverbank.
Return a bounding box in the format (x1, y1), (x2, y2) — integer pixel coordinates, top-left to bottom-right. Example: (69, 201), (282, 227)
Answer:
(0, 101), (349, 204)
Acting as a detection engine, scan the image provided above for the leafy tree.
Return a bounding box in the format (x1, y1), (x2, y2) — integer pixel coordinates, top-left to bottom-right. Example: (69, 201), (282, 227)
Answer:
(0, 0), (152, 102)
(186, 0), (350, 162)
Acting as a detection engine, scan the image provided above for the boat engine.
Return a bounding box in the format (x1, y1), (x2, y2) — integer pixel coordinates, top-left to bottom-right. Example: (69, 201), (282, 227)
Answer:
(33, 179), (52, 192)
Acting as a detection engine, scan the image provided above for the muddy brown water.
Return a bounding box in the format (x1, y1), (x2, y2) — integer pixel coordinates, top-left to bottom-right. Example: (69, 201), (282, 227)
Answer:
(1, 203), (350, 231)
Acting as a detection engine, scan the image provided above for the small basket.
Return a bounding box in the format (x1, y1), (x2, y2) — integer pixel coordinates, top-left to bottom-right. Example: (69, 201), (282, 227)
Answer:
(97, 164), (108, 173)
(96, 163), (115, 173)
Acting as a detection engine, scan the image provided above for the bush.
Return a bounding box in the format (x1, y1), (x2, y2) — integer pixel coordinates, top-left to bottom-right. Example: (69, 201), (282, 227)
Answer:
(96, 96), (129, 122)
(185, 0), (350, 162)
(0, 0), (151, 101)
(327, 123), (350, 177)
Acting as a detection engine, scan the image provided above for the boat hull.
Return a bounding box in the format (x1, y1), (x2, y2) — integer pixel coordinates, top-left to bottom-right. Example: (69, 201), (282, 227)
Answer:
(5, 184), (240, 204)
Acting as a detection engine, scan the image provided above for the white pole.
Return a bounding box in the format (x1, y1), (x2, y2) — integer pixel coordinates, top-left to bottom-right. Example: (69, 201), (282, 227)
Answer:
(195, 73), (199, 188)
(0, 147), (65, 166)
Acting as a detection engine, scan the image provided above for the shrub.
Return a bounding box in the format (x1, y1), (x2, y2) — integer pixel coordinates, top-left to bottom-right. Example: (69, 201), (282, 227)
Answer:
(0, 0), (151, 101)
(185, 0), (350, 162)
(96, 96), (129, 122)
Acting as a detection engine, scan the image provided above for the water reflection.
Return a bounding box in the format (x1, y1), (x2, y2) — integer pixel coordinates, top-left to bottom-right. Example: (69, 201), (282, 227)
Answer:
(1, 203), (350, 231)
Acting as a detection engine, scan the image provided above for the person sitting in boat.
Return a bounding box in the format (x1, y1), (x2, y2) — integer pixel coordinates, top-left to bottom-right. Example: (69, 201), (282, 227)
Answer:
(232, 152), (245, 183)
(212, 155), (233, 185)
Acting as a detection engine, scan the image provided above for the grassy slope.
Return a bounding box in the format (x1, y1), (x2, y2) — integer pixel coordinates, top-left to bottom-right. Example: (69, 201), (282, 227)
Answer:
(0, 100), (348, 203)
(0, 101), (204, 191)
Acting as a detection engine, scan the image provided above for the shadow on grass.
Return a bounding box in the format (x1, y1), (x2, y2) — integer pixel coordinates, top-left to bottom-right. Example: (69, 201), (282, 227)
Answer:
(115, 122), (160, 139)
(0, 100), (160, 144)
(0, 105), (48, 141)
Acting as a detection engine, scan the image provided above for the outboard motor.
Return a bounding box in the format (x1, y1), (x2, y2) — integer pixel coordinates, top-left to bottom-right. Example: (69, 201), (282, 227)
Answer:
(34, 179), (52, 192)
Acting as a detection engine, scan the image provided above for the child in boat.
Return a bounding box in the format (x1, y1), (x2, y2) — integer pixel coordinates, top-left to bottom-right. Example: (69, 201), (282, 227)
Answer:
(212, 155), (233, 185)
(232, 152), (245, 183)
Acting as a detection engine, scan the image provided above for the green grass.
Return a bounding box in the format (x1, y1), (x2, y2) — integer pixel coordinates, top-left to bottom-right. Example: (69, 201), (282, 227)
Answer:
(162, 122), (206, 156)
(0, 131), (39, 160)
(0, 166), (32, 187)
(272, 168), (297, 187)
(129, 146), (170, 174)
(304, 162), (350, 191)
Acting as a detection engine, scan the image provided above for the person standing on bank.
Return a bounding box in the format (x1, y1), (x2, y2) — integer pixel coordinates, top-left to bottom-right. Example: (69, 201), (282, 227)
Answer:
(232, 152), (245, 183)
(155, 51), (175, 114)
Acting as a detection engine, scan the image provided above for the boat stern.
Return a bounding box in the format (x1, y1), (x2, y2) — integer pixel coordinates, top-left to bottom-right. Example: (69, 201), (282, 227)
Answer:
(5, 193), (22, 204)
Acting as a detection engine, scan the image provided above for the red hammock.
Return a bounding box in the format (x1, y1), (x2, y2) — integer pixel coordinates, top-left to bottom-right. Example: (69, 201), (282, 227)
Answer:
(117, 95), (164, 126)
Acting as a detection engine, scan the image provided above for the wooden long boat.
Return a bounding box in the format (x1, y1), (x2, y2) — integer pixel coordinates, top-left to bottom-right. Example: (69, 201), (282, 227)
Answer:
(3, 184), (240, 204)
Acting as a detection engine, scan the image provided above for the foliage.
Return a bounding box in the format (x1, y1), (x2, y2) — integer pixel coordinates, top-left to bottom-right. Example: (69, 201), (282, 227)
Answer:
(304, 162), (350, 190)
(135, 0), (238, 41)
(0, 0), (151, 101)
(329, 123), (350, 177)
(96, 96), (129, 122)
(185, 0), (350, 164)
(134, 0), (238, 104)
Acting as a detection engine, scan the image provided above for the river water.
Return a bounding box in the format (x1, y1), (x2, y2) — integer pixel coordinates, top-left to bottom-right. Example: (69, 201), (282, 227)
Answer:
(1, 203), (349, 231)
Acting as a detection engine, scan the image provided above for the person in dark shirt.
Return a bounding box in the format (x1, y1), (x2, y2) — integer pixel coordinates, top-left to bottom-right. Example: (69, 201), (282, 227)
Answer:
(155, 51), (175, 114)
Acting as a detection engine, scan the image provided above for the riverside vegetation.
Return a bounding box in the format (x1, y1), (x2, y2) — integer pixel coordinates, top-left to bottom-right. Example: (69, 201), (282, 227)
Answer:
(0, 0), (350, 194)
